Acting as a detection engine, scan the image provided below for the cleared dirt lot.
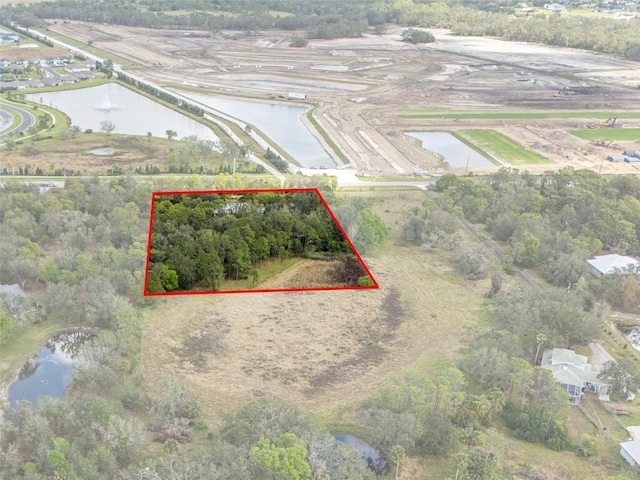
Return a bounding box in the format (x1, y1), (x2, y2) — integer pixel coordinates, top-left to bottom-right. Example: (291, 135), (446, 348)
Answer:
(48, 21), (640, 176)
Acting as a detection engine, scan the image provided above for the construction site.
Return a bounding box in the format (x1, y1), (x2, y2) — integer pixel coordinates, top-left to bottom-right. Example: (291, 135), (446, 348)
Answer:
(45, 22), (640, 177)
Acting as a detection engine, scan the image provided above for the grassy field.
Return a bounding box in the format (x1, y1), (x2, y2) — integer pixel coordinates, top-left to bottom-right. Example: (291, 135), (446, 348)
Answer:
(457, 129), (551, 165)
(398, 110), (640, 120)
(1, 132), (181, 175)
(570, 128), (640, 141)
(141, 188), (491, 423)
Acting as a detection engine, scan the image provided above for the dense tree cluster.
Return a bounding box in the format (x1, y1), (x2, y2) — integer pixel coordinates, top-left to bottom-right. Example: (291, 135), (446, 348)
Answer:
(148, 191), (359, 292)
(435, 168), (640, 289)
(401, 27), (434, 44)
(2, 1), (640, 58)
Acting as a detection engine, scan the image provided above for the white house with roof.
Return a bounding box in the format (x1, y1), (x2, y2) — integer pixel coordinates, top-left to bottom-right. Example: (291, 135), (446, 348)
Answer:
(541, 348), (610, 405)
(620, 439), (640, 466)
(587, 254), (640, 277)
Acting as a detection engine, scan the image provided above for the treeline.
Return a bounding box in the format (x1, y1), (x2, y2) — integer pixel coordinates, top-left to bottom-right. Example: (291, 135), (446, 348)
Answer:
(2, 1), (640, 58)
(1, 394), (375, 479)
(264, 147), (289, 173)
(148, 191), (358, 292)
(116, 72), (205, 117)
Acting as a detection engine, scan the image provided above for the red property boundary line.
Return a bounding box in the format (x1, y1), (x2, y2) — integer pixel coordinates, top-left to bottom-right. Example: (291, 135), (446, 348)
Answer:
(143, 187), (379, 296)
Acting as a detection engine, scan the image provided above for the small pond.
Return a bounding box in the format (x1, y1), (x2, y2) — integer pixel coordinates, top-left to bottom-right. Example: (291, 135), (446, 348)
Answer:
(26, 83), (218, 141)
(7, 331), (93, 407)
(88, 148), (115, 156)
(178, 91), (335, 169)
(406, 131), (494, 168)
(332, 432), (388, 475)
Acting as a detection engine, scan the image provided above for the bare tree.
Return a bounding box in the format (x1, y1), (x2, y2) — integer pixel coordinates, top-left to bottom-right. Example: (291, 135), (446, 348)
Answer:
(100, 120), (116, 134)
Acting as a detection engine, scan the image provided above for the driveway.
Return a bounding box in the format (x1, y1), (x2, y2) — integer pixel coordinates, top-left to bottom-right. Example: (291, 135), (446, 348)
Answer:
(590, 342), (615, 372)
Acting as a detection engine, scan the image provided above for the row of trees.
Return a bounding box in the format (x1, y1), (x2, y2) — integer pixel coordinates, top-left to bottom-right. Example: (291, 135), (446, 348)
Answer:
(116, 72), (205, 117)
(147, 191), (358, 292)
(3, 1), (640, 58)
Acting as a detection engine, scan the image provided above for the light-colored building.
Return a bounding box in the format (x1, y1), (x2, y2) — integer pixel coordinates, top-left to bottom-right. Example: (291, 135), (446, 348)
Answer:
(587, 254), (640, 277)
(0, 283), (25, 297)
(620, 439), (640, 466)
(541, 348), (610, 405)
(544, 3), (567, 11)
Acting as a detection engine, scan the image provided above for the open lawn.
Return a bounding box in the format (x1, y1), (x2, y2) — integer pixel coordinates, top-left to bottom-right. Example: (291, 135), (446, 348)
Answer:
(398, 110), (640, 120)
(457, 129), (550, 165)
(570, 128), (640, 141)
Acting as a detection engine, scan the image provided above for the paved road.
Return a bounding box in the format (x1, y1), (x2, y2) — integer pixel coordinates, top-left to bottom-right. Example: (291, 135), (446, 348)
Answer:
(0, 101), (36, 140)
(0, 106), (12, 133)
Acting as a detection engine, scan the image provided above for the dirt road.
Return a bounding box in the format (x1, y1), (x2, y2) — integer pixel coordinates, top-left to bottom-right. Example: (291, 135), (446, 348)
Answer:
(48, 21), (640, 177)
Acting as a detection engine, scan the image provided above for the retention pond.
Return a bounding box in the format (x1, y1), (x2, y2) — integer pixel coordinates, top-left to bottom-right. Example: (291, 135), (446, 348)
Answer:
(406, 131), (494, 168)
(7, 331), (93, 407)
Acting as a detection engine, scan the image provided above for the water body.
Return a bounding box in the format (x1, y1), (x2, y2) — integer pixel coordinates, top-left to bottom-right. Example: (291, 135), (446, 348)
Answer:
(26, 83), (217, 141)
(406, 131), (494, 168)
(332, 432), (388, 475)
(7, 331), (93, 407)
(179, 91), (335, 169)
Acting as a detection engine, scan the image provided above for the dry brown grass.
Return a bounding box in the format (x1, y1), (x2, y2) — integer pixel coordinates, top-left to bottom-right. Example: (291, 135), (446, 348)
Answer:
(3, 134), (174, 174)
(0, 44), (68, 60)
(141, 188), (490, 426)
(256, 258), (360, 290)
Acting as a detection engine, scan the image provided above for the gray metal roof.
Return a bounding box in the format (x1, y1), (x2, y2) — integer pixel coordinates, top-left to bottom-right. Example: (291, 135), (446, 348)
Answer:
(0, 283), (25, 297)
(621, 439), (640, 464)
(587, 254), (639, 275)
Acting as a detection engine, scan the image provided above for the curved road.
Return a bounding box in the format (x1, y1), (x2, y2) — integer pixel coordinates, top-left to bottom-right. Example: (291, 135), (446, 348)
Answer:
(0, 101), (36, 140)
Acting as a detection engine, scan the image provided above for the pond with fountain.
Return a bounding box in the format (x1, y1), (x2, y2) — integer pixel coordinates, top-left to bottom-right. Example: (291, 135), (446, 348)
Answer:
(26, 83), (217, 141)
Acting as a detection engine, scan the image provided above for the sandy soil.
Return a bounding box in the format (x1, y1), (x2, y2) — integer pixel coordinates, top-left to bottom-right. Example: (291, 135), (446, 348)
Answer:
(45, 21), (640, 178)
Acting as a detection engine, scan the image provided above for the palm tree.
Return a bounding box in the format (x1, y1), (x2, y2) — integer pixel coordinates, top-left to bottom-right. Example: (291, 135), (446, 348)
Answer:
(533, 333), (547, 366)
(389, 445), (406, 480)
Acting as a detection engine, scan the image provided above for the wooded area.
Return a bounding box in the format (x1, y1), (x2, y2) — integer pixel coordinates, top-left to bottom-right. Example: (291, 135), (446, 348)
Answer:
(147, 190), (366, 293)
(2, 0), (639, 59)
(2, 172), (640, 478)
